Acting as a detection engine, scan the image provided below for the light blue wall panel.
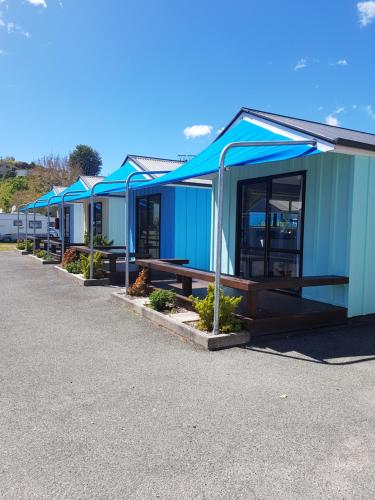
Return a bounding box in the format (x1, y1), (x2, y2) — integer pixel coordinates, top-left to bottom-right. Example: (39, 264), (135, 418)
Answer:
(107, 197), (125, 246)
(348, 155), (375, 316)
(211, 152), (354, 308)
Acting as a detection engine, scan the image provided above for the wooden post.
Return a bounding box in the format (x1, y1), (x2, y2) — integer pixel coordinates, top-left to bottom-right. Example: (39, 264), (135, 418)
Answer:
(181, 276), (193, 296)
(245, 290), (258, 318)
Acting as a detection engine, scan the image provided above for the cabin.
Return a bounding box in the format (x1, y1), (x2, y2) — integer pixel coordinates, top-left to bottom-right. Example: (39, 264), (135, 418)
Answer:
(210, 108), (375, 319)
(132, 108), (375, 334)
(78, 155), (212, 270)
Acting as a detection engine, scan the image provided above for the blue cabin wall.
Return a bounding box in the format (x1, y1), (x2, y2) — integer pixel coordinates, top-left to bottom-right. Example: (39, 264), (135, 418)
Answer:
(210, 152), (354, 310)
(347, 155), (375, 317)
(126, 185), (211, 270)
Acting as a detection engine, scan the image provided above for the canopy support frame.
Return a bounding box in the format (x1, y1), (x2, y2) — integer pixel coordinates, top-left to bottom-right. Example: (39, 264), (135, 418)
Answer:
(61, 190), (87, 258)
(213, 139), (317, 335)
(124, 170), (171, 293)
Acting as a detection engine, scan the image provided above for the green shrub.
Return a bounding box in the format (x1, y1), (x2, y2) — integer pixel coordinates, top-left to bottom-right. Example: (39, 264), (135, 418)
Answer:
(35, 250), (47, 259)
(149, 289), (176, 312)
(83, 232), (113, 247)
(16, 240), (32, 251)
(80, 252), (104, 279)
(191, 284), (242, 333)
(66, 260), (82, 274)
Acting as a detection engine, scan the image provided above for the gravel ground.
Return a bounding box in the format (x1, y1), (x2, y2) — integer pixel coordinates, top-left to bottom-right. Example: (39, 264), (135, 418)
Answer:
(1, 251), (375, 499)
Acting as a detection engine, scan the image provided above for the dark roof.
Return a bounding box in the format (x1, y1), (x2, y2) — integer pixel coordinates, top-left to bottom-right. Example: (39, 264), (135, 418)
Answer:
(218, 107), (375, 152)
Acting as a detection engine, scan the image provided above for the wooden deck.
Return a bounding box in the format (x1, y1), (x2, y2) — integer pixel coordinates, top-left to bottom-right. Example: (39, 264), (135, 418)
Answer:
(135, 259), (349, 337)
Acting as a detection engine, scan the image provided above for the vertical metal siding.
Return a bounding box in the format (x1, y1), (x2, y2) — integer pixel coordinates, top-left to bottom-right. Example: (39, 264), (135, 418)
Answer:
(211, 152), (354, 309)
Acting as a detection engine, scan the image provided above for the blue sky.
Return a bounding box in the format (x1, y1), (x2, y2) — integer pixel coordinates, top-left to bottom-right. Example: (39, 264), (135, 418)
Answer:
(0, 0), (374, 175)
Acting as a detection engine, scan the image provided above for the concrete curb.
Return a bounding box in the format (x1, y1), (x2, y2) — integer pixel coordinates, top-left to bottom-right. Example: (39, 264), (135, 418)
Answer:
(112, 292), (251, 350)
(28, 254), (60, 265)
(54, 266), (110, 287)
(16, 249), (31, 255)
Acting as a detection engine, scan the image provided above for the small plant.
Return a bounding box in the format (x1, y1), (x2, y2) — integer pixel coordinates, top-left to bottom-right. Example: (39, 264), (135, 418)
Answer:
(128, 268), (150, 297)
(62, 247), (80, 268)
(149, 289), (176, 312)
(35, 250), (47, 259)
(83, 232), (113, 247)
(16, 240), (32, 251)
(66, 260), (82, 274)
(191, 284), (242, 333)
(80, 252), (104, 279)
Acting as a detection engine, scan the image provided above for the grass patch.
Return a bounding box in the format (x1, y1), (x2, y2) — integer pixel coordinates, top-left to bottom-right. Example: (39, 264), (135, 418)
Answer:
(0, 242), (17, 252)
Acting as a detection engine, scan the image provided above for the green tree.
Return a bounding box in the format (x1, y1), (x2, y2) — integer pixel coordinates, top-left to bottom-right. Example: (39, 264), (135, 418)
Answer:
(68, 145), (102, 176)
(0, 177), (29, 212)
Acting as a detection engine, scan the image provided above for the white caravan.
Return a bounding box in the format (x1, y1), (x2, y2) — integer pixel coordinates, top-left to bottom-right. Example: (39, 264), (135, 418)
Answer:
(0, 213), (51, 241)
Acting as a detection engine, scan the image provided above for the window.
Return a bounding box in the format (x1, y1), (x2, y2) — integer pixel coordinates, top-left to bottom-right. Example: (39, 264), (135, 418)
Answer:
(29, 220), (42, 229)
(13, 220), (23, 227)
(136, 194), (161, 258)
(88, 202), (103, 236)
(236, 172), (305, 281)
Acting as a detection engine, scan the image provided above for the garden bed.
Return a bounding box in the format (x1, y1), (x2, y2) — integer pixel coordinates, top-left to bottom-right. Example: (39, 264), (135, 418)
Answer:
(54, 266), (110, 286)
(111, 292), (251, 350)
(28, 254), (60, 265)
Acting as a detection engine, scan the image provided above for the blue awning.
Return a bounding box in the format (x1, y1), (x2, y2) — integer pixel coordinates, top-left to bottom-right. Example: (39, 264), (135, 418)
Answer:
(22, 187), (62, 211)
(129, 118), (327, 190)
(47, 161), (143, 205)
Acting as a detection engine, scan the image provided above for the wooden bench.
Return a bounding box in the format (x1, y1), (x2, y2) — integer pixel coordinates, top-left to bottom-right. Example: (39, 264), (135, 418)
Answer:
(135, 259), (349, 317)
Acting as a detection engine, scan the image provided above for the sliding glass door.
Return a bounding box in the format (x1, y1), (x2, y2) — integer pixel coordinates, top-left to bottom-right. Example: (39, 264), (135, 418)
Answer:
(136, 194), (161, 258)
(236, 172), (305, 281)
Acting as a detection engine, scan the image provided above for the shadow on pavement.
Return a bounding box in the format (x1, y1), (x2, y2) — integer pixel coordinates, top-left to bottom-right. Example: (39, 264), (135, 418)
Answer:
(242, 324), (375, 365)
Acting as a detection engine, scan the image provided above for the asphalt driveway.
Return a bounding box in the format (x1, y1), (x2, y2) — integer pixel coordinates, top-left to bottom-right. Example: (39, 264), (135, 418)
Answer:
(1, 251), (375, 499)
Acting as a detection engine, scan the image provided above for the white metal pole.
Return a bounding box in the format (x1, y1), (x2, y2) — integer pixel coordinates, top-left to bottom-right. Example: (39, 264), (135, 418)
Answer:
(33, 202), (37, 253)
(89, 192), (94, 279)
(17, 208), (20, 243)
(61, 201), (65, 258)
(212, 139), (317, 335)
(25, 209), (28, 251)
(212, 150), (226, 335)
(47, 203), (51, 259)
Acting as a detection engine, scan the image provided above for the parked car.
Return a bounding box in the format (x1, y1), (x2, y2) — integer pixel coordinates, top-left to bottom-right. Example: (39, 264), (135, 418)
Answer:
(0, 233), (14, 242)
(49, 228), (59, 238)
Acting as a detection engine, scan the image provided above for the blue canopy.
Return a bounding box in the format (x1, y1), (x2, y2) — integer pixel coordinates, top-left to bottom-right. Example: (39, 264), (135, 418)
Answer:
(129, 118), (324, 190)
(51, 161), (143, 204)
(22, 187), (63, 211)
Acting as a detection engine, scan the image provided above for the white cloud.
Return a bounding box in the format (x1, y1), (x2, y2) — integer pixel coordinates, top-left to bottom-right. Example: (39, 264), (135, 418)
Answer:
(27, 0), (47, 6)
(217, 127), (225, 135)
(352, 104), (358, 109)
(336, 59), (348, 65)
(357, 1), (375, 26)
(325, 114), (340, 126)
(325, 107), (345, 126)
(184, 124), (213, 139)
(294, 58), (307, 70)
(366, 105), (375, 119)
(0, 48), (6, 55)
